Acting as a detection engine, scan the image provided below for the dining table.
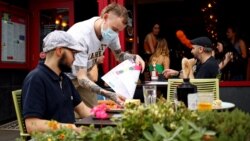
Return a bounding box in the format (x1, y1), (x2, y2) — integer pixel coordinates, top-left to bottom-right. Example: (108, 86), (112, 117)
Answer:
(75, 101), (236, 129)
(75, 113), (122, 128)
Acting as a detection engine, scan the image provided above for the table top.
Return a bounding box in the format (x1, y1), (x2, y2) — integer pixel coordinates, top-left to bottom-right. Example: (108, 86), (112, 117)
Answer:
(75, 102), (235, 128)
(144, 81), (168, 85)
(75, 114), (121, 128)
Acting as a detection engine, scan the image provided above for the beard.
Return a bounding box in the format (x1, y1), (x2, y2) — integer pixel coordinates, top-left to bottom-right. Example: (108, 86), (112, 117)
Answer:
(58, 53), (72, 73)
(191, 52), (199, 60)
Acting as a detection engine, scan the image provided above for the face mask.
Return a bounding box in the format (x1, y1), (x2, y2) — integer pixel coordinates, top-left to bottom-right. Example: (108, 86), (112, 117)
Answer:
(101, 22), (118, 41)
(58, 52), (72, 73)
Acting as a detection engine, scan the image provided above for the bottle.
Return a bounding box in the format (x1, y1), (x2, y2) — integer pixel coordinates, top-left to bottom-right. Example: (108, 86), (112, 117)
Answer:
(176, 78), (197, 107)
(144, 65), (150, 81)
(151, 63), (158, 81)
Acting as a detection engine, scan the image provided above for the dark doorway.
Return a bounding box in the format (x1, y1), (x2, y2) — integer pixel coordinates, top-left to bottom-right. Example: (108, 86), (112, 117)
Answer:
(74, 0), (98, 23)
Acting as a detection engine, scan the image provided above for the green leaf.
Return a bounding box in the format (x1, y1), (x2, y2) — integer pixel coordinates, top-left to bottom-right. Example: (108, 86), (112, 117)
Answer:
(167, 127), (183, 141)
(189, 132), (203, 140)
(187, 121), (200, 131)
(143, 131), (154, 141)
(153, 124), (168, 138)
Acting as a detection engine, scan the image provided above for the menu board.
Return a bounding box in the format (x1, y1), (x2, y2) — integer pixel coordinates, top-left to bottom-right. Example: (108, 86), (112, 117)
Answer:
(1, 19), (26, 63)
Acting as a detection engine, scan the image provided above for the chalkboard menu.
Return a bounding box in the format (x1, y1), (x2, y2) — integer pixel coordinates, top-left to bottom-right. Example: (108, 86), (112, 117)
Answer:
(1, 13), (26, 63)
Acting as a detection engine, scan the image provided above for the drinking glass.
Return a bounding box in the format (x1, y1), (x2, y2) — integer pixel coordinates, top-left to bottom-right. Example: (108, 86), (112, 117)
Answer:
(197, 92), (213, 111)
(143, 85), (157, 106)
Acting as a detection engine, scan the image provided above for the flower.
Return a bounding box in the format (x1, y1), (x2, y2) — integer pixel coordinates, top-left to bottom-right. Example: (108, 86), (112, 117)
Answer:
(90, 103), (108, 119)
(58, 133), (65, 140)
(47, 120), (59, 130)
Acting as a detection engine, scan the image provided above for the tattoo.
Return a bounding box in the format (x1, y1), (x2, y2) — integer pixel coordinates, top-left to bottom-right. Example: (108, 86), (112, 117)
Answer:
(78, 78), (102, 94)
(118, 52), (135, 62)
(102, 90), (117, 102)
(78, 78), (117, 102)
(75, 65), (118, 102)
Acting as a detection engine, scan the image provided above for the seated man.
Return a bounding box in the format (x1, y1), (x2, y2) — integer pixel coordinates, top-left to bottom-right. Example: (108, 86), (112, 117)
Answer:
(22, 30), (90, 134)
(164, 36), (219, 78)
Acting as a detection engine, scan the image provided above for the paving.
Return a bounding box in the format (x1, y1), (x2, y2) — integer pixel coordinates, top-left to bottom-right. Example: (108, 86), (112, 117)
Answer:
(0, 120), (20, 141)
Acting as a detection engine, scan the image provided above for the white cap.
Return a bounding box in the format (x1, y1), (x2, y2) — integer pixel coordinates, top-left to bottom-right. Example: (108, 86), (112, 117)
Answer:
(43, 30), (81, 53)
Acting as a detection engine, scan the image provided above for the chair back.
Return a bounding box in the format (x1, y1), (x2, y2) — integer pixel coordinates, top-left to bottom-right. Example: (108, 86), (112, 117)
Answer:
(167, 79), (219, 103)
(12, 89), (30, 140)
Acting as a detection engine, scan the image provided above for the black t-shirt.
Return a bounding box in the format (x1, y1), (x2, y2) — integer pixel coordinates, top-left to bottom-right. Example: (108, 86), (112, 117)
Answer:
(22, 62), (82, 123)
(195, 56), (219, 78)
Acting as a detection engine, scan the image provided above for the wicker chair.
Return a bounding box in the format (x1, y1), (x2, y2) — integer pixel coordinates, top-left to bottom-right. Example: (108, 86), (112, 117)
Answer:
(12, 89), (30, 141)
(167, 78), (219, 103)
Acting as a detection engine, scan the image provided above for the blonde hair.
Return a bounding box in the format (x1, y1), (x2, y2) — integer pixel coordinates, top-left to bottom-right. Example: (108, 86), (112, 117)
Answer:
(100, 3), (128, 25)
(151, 38), (169, 58)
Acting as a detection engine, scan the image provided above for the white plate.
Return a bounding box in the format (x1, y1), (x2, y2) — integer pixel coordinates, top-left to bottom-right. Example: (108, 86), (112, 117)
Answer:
(213, 102), (235, 110)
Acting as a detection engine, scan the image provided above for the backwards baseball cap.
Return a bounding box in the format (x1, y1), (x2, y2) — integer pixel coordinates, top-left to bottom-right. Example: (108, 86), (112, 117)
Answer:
(43, 30), (81, 53)
(190, 36), (212, 49)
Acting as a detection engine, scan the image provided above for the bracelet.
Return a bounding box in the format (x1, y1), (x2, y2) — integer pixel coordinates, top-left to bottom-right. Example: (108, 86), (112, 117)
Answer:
(176, 70), (181, 77)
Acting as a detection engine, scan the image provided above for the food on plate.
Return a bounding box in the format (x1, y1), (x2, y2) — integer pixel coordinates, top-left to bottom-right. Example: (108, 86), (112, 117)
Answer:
(124, 99), (141, 106)
(213, 99), (222, 107)
(97, 100), (122, 109)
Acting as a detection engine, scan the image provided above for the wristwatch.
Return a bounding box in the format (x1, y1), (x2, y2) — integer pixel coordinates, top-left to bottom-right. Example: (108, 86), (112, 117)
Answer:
(176, 70), (182, 77)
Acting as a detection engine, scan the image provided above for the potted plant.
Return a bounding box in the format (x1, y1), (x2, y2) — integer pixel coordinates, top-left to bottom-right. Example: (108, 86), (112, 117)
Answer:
(30, 98), (250, 141)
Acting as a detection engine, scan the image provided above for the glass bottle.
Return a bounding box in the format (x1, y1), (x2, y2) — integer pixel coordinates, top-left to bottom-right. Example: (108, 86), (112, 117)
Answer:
(176, 78), (197, 107)
(151, 63), (158, 81)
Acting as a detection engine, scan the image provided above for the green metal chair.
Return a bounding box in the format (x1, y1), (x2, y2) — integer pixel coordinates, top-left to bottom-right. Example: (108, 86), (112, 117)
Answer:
(12, 89), (30, 141)
(167, 78), (219, 103)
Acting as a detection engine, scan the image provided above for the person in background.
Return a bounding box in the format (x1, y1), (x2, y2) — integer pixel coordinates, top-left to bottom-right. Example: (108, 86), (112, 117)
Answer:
(163, 36), (219, 79)
(22, 30), (91, 134)
(143, 22), (160, 62)
(214, 40), (233, 80)
(148, 38), (170, 80)
(67, 3), (145, 108)
(226, 25), (248, 80)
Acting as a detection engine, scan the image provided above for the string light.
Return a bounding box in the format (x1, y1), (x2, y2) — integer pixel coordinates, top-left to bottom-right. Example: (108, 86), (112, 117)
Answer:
(208, 3), (212, 8)
(201, 0), (218, 41)
(55, 19), (60, 25)
(61, 21), (67, 27)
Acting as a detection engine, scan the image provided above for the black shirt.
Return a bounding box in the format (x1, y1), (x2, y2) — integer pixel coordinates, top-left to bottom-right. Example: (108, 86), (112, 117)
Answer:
(22, 62), (82, 123)
(195, 56), (219, 78)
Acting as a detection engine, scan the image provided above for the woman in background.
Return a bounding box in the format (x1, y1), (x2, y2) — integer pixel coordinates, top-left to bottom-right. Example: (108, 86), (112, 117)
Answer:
(214, 40), (233, 80)
(148, 38), (170, 80)
(226, 26), (248, 80)
(144, 23), (160, 62)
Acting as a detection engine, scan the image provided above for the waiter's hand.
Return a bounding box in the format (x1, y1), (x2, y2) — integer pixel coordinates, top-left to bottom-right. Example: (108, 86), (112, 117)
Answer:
(134, 55), (145, 73)
(103, 89), (126, 106)
(114, 94), (126, 107)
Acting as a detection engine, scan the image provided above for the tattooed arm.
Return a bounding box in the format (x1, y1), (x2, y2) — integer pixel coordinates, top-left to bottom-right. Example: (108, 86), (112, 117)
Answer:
(75, 66), (124, 104)
(113, 49), (135, 62)
(113, 49), (145, 72)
